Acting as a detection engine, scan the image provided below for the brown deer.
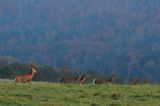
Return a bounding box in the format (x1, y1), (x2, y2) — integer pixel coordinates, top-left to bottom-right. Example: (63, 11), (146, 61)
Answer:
(15, 64), (37, 83)
(93, 73), (116, 85)
(59, 75), (81, 84)
(77, 75), (88, 85)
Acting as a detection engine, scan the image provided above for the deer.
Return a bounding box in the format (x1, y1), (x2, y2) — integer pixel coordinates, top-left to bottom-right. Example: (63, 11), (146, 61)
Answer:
(77, 75), (88, 85)
(93, 73), (116, 85)
(59, 75), (81, 84)
(15, 64), (37, 83)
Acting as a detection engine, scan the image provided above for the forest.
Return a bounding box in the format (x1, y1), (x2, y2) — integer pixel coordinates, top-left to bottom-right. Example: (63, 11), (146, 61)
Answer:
(0, 56), (159, 84)
(0, 0), (160, 83)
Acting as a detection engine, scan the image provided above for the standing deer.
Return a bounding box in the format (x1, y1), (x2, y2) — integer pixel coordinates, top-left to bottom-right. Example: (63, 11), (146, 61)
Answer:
(59, 75), (81, 84)
(77, 75), (88, 85)
(15, 64), (37, 83)
(93, 73), (116, 85)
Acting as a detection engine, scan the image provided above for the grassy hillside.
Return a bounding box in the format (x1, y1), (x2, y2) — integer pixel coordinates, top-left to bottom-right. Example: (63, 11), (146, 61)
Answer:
(0, 82), (160, 106)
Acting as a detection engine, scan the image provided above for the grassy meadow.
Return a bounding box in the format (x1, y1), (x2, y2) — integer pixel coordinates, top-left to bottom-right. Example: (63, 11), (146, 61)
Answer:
(0, 81), (160, 106)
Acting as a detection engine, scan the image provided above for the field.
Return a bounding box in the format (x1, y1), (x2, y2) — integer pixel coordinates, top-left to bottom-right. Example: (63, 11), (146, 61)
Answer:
(0, 81), (160, 106)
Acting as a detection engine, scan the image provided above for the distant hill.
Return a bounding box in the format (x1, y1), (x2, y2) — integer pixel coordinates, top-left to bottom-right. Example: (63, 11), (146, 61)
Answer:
(0, 0), (160, 82)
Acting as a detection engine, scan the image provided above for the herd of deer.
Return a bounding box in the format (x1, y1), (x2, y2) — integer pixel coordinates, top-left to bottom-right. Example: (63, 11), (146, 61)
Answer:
(59, 74), (88, 85)
(14, 65), (150, 85)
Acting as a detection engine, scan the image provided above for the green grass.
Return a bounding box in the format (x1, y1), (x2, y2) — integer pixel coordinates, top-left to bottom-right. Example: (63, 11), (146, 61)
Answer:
(0, 82), (160, 106)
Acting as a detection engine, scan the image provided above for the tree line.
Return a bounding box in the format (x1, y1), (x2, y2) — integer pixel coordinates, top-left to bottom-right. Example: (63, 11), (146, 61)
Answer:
(0, 62), (100, 83)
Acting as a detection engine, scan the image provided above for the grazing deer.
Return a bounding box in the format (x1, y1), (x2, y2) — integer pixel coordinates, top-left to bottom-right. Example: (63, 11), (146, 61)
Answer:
(59, 75), (81, 84)
(15, 64), (37, 83)
(93, 73), (116, 85)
